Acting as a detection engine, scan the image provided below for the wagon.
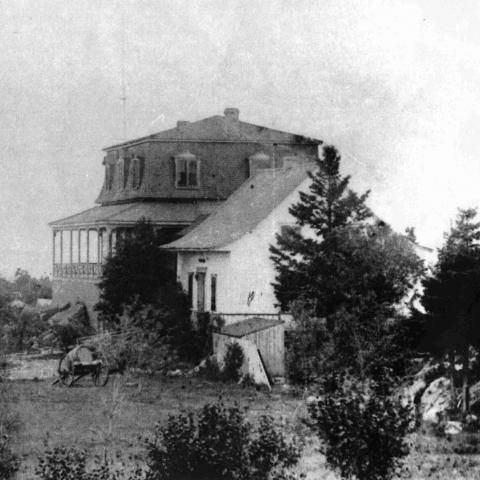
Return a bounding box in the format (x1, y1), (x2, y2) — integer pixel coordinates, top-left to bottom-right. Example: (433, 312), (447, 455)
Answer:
(57, 345), (109, 387)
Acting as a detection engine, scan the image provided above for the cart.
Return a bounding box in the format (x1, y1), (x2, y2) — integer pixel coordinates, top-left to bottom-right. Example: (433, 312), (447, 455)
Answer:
(56, 345), (109, 387)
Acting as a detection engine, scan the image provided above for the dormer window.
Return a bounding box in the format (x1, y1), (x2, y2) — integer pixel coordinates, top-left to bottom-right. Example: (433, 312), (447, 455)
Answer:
(123, 157), (131, 189)
(131, 156), (145, 189)
(175, 152), (200, 188)
(105, 163), (115, 190)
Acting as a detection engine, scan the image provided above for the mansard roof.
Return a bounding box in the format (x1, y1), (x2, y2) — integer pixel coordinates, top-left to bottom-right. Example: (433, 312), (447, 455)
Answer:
(163, 163), (313, 251)
(49, 201), (220, 228)
(104, 109), (322, 151)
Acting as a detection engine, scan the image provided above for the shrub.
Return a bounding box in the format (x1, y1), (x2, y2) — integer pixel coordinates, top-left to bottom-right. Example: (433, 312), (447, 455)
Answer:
(307, 374), (412, 480)
(36, 446), (144, 480)
(144, 400), (302, 480)
(222, 342), (244, 382)
(284, 300), (332, 385)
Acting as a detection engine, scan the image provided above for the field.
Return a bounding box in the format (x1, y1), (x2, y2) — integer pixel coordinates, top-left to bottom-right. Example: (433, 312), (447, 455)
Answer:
(5, 373), (480, 479)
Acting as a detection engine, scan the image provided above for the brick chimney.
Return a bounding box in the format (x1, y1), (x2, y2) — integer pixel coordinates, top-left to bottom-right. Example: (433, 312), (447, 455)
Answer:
(224, 108), (239, 122)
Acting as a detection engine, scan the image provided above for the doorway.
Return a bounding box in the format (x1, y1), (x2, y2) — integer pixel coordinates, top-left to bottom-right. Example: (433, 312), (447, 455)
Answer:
(196, 271), (206, 312)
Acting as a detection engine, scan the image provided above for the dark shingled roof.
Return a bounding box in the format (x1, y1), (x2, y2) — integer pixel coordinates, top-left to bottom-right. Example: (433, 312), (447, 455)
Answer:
(163, 163), (313, 251)
(49, 201), (220, 228)
(104, 115), (322, 150)
(219, 317), (284, 337)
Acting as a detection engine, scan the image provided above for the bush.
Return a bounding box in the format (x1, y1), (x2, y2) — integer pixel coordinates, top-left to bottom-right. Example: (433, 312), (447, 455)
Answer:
(284, 300), (332, 385)
(36, 446), (144, 480)
(144, 400), (302, 480)
(307, 374), (412, 480)
(222, 342), (244, 382)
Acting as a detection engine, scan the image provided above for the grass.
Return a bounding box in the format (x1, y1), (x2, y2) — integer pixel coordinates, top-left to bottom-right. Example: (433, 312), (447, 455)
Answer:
(6, 374), (321, 479)
(5, 374), (480, 479)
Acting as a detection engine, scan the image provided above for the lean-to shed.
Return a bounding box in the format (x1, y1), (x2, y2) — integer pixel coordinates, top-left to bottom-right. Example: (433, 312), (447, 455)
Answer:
(213, 317), (285, 379)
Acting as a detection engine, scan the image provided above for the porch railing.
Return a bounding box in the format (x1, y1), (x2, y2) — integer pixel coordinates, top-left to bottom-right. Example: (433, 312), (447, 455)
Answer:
(53, 263), (103, 279)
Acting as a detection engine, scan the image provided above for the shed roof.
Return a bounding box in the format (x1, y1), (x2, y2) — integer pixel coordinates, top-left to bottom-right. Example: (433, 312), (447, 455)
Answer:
(163, 163), (313, 251)
(49, 201), (220, 228)
(219, 317), (284, 337)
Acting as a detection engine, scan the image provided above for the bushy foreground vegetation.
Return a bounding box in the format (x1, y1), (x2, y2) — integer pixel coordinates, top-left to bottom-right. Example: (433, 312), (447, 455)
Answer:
(34, 399), (301, 480)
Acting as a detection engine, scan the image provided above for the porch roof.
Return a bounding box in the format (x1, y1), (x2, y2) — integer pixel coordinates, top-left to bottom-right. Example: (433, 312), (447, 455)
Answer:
(49, 201), (220, 228)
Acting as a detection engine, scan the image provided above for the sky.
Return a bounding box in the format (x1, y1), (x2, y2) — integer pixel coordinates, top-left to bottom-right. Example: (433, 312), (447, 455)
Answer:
(1, 0), (480, 278)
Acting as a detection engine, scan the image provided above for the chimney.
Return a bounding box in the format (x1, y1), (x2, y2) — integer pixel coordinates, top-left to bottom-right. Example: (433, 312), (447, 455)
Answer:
(224, 107), (239, 122)
(177, 120), (189, 130)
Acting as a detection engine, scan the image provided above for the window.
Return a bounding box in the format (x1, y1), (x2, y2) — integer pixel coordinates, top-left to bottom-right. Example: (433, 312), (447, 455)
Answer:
(175, 153), (199, 188)
(131, 156), (145, 189)
(188, 272), (194, 308)
(105, 164), (115, 190)
(210, 274), (217, 312)
(123, 157), (130, 189)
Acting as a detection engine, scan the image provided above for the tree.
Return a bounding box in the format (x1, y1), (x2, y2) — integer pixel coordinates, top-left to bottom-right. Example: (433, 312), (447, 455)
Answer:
(13, 269), (52, 304)
(270, 145), (425, 377)
(95, 219), (196, 362)
(421, 208), (480, 413)
(308, 374), (411, 480)
(96, 219), (183, 320)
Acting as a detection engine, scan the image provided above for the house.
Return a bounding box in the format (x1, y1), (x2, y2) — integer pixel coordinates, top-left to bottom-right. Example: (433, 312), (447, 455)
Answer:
(163, 163), (314, 322)
(49, 108), (322, 326)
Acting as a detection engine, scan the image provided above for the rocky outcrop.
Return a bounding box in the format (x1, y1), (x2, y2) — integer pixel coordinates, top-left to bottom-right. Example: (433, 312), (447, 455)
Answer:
(420, 376), (452, 424)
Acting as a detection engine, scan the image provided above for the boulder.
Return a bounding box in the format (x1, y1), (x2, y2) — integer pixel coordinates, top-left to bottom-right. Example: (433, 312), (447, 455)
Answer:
(420, 376), (452, 424)
(444, 421), (463, 435)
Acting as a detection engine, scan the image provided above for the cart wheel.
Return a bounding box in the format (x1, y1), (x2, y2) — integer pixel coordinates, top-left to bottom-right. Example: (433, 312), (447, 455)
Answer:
(93, 362), (109, 387)
(58, 354), (74, 387)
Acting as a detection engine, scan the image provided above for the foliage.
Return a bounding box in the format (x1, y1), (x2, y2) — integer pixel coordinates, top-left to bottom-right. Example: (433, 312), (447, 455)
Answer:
(13, 268), (52, 304)
(420, 208), (480, 412)
(222, 342), (244, 382)
(307, 374), (412, 480)
(93, 312), (179, 374)
(0, 386), (19, 479)
(284, 300), (332, 385)
(95, 219), (184, 323)
(143, 400), (302, 480)
(36, 446), (145, 480)
(270, 145), (425, 378)
(50, 303), (93, 351)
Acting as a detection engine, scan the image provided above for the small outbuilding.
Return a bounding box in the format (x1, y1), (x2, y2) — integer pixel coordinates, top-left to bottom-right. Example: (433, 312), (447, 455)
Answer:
(213, 317), (285, 386)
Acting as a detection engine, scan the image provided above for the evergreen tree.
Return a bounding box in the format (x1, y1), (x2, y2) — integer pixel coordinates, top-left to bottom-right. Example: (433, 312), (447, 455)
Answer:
(270, 145), (371, 313)
(96, 219), (188, 324)
(270, 145), (425, 377)
(421, 208), (480, 413)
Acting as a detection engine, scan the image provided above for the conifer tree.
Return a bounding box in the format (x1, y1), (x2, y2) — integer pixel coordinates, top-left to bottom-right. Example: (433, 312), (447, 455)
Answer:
(422, 208), (480, 413)
(270, 145), (424, 377)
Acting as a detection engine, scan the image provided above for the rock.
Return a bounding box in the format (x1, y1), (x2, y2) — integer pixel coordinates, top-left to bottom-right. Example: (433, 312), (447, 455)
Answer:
(306, 395), (320, 405)
(166, 369), (183, 377)
(401, 376), (427, 408)
(420, 376), (452, 424)
(445, 421), (463, 435)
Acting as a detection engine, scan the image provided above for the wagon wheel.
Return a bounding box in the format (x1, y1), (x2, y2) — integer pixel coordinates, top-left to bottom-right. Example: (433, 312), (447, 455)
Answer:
(58, 354), (75, 387)
(92, 356), (109, 387)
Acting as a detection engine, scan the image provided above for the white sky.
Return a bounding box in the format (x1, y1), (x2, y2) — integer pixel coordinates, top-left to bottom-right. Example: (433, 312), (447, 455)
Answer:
(1, 0), (479, 277)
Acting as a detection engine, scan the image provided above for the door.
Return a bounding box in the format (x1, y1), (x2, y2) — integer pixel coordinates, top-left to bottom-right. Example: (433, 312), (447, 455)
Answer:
(196, 271), (206, 312)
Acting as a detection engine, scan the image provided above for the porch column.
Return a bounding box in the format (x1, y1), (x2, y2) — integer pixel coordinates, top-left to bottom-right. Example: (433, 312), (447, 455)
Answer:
(86, 228), (90, 264)
(70, 230), (73, 265)
(52, 230), (56, 276)
(97, 228), (102, 265)
(78, 229), (81, 263)
(60, 230), (64, 266)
